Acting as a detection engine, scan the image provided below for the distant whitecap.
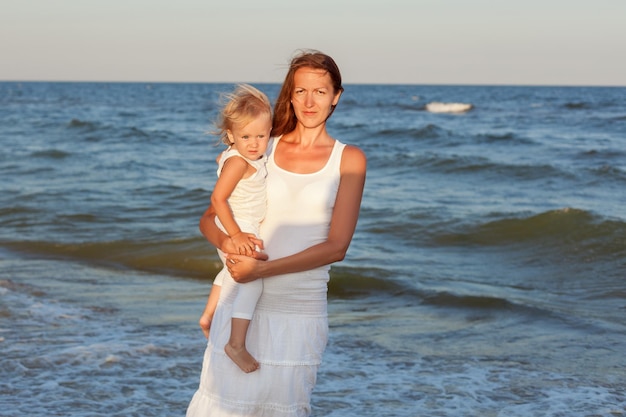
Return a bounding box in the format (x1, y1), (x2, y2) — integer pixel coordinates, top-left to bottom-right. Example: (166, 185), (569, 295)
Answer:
(425, 102), (473, 113)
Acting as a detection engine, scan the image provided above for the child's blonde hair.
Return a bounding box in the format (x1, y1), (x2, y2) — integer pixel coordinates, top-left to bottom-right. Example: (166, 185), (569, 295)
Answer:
(214, 84), (272, 146)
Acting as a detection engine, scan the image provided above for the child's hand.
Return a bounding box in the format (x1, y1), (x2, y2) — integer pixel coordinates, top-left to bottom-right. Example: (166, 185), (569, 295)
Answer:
(230, 232), (258, 257)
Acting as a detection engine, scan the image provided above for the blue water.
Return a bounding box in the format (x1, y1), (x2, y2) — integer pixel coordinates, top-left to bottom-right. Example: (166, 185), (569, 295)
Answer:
(1, 81), (625, 416)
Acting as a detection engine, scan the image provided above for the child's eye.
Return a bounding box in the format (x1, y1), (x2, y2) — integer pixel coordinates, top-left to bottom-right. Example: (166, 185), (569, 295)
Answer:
(241, 135), (250, 140)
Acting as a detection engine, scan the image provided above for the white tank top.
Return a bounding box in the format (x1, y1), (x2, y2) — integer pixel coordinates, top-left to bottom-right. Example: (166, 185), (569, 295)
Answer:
(260, 136), (345, 270)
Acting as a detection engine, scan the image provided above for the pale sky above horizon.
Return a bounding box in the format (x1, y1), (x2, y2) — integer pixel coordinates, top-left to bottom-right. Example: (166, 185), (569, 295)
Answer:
(1, 0), (625, 86)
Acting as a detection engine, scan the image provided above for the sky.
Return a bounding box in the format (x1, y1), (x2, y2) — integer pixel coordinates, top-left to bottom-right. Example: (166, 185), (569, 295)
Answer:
(1, 0), (625, 86)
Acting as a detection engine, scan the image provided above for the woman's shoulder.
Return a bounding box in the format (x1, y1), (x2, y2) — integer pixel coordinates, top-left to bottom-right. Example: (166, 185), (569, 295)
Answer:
(339, 143), (367, 173)
(341, 143), (366, 162)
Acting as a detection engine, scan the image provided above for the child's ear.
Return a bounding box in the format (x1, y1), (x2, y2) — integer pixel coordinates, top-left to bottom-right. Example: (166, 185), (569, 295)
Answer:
(226, 130), (234, 144)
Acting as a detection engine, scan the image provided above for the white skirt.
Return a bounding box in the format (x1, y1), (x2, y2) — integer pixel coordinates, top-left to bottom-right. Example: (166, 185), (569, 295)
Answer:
(186, 270), (329, 417)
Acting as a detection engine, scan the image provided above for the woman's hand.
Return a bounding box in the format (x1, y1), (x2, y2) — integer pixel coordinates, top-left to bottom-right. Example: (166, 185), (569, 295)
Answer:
(226, 252), (268, 283)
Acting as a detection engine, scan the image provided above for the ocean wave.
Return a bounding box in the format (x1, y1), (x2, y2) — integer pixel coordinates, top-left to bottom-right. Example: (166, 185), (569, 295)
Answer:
(413, 153), (567, 180)
(322, 267), (548, 316)
(0, 205), (42, 219)
(421, 291), (516, 310)
(433, 208), (626, 257)
(563, 102), (591, 110)
(1, 235), (620, 326)
(588, 165), (626, 183)
(396, 103), (423, 112)
(2, 237), (220, 280)
(328, 267), (403, 297)
(68, 118), (99, 130)
(3, 236), (536, 312)
(425, 102), (473, 113)
(368, 126), (534, 148)
(578, 148), (625, 159)
(366, 151), (571, 182)
(563, 97), (625, 111)
(417, 154), (491, 173)
(2, 237), (408, 298)
(330, 270), (557, 318)
(377, 124), (450, 140)
(7, 208), (610, 295)
(472, 131), (536, 145)
(66, 118), (179, 143)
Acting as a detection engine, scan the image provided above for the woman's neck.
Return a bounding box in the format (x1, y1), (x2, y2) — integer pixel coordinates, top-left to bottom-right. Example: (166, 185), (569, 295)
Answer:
(283, 124), (333, 149)
(274, 127), (336, 174)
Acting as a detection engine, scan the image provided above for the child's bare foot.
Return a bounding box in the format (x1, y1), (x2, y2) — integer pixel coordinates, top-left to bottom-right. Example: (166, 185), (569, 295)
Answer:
(225, 343), (259, 373)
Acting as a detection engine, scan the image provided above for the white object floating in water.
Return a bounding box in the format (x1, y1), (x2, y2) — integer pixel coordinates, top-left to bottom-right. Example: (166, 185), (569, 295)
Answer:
(425, 102), (473, 113)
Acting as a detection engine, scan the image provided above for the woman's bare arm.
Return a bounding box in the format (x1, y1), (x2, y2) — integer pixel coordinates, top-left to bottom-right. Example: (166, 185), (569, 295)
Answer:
(199, 204), (234, 253)
(199, 205), (266, 258)
(226, 145), (366, 282)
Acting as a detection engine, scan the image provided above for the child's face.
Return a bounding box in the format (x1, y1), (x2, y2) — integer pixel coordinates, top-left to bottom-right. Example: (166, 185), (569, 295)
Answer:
(227, 114), (271, 160)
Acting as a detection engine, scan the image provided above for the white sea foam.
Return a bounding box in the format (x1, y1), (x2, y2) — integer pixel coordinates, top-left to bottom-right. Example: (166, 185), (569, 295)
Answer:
(425, 101), (473, 113)
(316, 345), (626, 417)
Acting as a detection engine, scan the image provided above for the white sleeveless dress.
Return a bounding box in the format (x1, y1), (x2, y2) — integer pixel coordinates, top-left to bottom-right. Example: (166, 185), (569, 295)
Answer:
(186, 137), (345, 417)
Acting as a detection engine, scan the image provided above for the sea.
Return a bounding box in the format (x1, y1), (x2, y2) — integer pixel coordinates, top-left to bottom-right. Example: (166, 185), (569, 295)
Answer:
(1, 81), (625, 417)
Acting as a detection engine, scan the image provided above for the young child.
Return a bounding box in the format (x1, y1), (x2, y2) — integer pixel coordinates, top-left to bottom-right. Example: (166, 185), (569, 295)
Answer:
(202, 84), (271, 373)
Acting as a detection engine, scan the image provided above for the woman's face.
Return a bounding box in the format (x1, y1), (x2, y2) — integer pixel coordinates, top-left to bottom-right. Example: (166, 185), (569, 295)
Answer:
(291, 67), (341, 129)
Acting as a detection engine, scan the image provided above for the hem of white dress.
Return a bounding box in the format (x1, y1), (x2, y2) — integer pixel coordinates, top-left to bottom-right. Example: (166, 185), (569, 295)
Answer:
(194, 389), (310, 414)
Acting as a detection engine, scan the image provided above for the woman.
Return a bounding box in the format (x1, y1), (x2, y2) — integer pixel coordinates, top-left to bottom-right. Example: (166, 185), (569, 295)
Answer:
(186, 50), (367, 417)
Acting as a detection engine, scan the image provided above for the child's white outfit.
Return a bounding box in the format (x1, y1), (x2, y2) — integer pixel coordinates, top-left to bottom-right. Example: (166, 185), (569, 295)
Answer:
(213, 147), (267, 320)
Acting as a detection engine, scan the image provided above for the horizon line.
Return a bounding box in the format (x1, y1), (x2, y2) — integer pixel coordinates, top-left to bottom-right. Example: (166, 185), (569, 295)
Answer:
(1, 79), (625, 88)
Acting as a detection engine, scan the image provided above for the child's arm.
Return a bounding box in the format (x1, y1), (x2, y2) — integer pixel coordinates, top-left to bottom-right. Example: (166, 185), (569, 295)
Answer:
(199, 283), (221, 339)
(211, 156), (258, 256)
(198, 204), (268, 260)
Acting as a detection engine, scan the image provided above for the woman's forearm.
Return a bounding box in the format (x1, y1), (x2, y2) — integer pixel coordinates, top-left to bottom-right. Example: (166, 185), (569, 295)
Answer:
(256, 239), (348, 279)
(199, 205), (229, 250)
(226, 238), (349, 283)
